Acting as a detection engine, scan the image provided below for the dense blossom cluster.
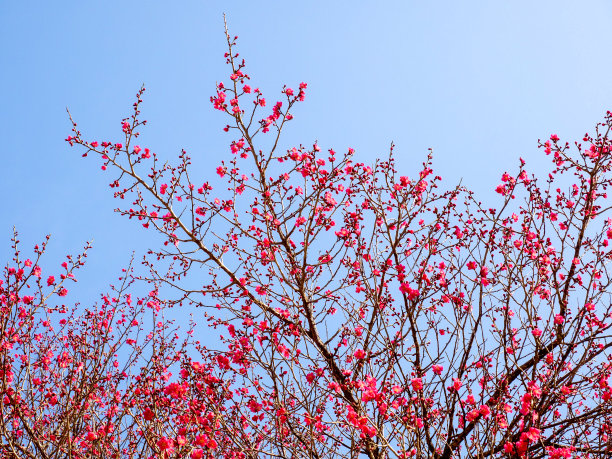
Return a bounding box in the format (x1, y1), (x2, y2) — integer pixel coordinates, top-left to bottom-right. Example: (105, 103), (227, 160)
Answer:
(4, 26), (612, 458)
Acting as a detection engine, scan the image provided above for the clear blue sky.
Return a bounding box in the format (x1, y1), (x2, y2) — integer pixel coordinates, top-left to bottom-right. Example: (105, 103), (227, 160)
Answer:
(2, 1), (612, 300)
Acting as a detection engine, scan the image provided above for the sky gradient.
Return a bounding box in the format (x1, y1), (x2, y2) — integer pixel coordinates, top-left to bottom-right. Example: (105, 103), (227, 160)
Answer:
(2, 1), (612, 301)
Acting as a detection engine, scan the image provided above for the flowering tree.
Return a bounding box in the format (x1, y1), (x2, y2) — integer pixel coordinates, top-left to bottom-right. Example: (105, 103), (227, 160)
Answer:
(3, 27), (612, 458)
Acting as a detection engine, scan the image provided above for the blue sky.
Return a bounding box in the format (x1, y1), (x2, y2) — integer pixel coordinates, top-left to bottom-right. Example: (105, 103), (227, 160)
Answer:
(2, 1), (612, 300)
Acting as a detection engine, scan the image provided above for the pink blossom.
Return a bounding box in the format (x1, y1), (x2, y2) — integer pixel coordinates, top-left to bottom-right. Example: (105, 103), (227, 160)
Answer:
(495, 184), (507, 195)
(156, 436), (173, 451)
(399, 283), (419, 300)
(524, 427), (541, 442)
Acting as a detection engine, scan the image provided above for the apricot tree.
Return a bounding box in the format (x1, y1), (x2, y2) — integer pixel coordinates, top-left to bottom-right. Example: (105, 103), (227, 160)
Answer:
(3, 29), (612, 458)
